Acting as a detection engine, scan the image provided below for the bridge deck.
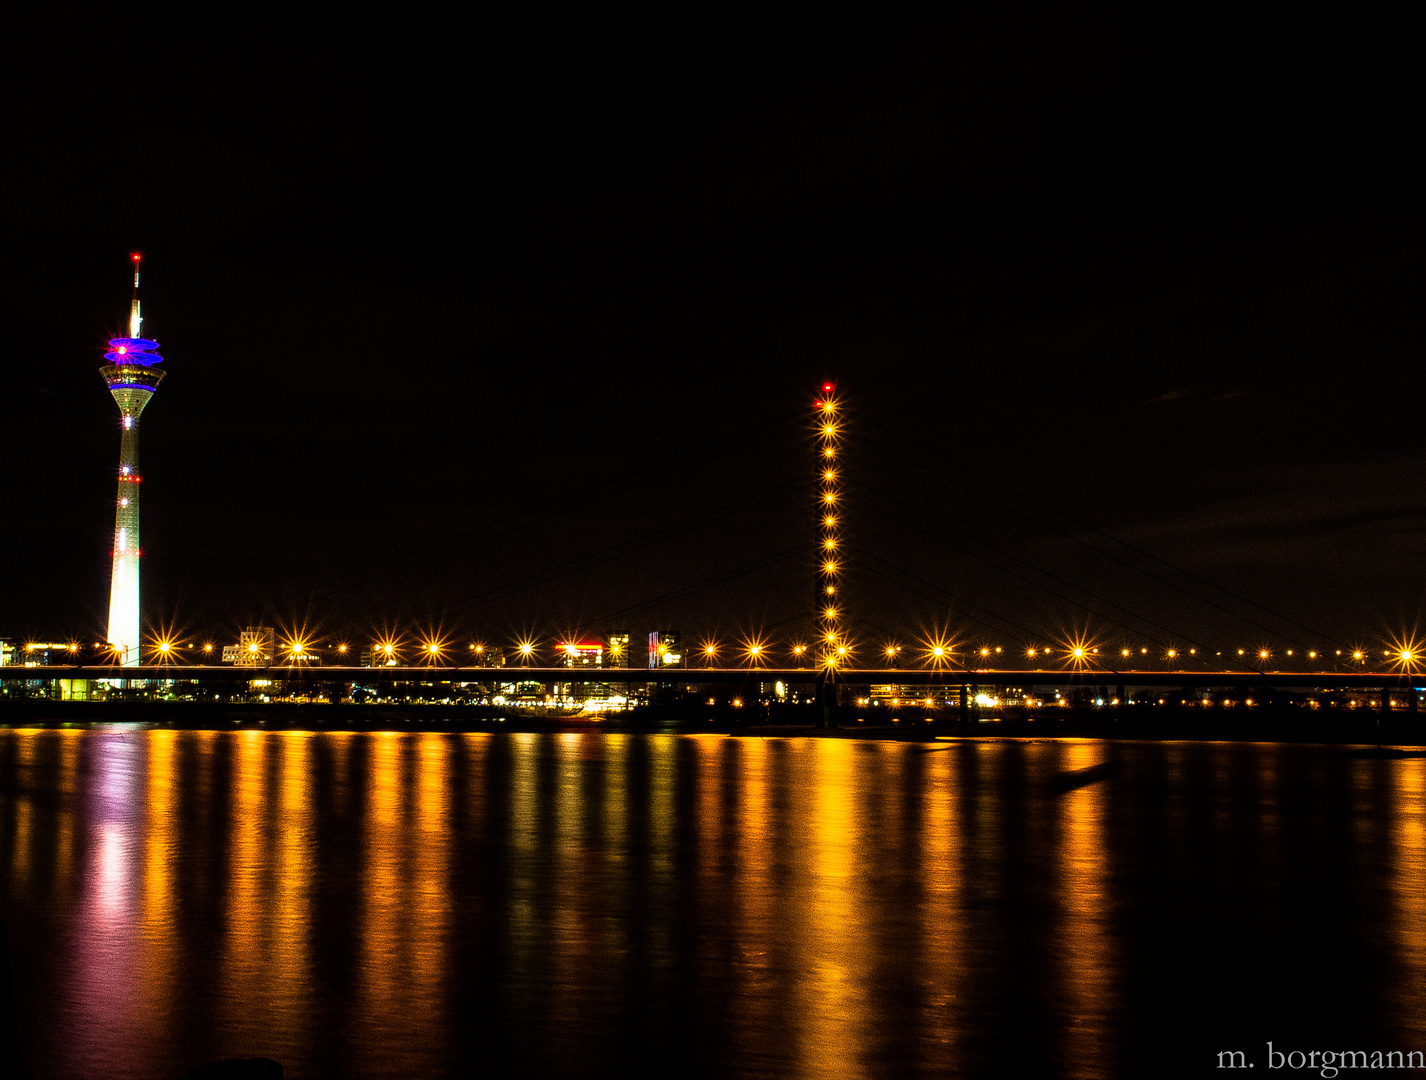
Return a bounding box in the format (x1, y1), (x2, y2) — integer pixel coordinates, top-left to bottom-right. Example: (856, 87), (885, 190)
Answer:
(9, 665), (1420, 688)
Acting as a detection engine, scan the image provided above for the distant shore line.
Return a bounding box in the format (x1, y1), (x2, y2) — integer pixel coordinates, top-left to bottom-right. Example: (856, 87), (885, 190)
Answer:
(1, 700), (1422, 746)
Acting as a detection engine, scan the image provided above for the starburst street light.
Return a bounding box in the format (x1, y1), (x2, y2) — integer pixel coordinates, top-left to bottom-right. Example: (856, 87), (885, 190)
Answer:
(369, 635), (402, 666)
(1387, 633), (1423, 673)
(922, 631), (955, 669)
(740, 635), (770, 667)
(700, 639), (721, 665)
(822, 638), (853, 671)
(146, 620), (186, 664)
(1061, 635), (1100, 670)
(418, 630), (449, 665)
(515, 639), (537, 665)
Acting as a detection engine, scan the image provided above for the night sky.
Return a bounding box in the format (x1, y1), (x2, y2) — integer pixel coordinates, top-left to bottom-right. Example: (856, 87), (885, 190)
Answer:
(8, 10), (1422, 660)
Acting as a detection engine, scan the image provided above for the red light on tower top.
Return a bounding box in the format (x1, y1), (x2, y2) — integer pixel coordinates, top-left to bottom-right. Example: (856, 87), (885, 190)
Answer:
(130, 253), (142, 263)
(822, 382), (835, 393)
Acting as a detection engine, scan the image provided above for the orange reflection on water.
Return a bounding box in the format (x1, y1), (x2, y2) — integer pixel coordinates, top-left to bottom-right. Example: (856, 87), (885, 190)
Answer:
(355, 733), (407, 1065)
(507, 732), (543, 994)
(548, 733), (597, 1049)
(647, 735), (678, 966)
(1390, 758), (1425, 1043)
(598, 733), (631, 972)
(220, 730), (270, 1034)
(138, 729), (179, 1038)
(801, 739), (866, 1079)
(328, 729), (354, 817)
(729, 736), (778, 1073)
(209, 729), (316, 1063)
(270, 733), (315, 1054)
(460, 732), (491, 833)
(1056, 740), (1116, 1077)
(409, 733), (452, 1043)
(691, 734), (725, 858)
(54, 730), (80, 897)
(917, 745), (963, 1071)
(11, 792), (32, 889)
(9, 730), (39, 887)
(352, 733), (452, 1074)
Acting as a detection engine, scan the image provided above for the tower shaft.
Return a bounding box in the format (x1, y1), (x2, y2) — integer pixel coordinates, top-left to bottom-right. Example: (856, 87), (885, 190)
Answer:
(104, 385), (159, 663)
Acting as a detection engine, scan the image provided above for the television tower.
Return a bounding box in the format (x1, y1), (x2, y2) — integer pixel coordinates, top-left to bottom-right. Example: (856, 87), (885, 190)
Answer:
(100, 254), (166, 665)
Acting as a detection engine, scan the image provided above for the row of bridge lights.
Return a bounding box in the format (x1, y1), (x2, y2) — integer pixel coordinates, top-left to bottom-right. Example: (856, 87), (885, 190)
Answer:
(16, 630), (1420, 664)
(18, 636), (1419, 672)
(165, 638), (1423, 670)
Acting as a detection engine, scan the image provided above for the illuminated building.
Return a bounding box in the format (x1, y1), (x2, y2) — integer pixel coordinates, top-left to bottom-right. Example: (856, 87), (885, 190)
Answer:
(100, 255), (166, 666)
(870, 685), (951, 707)
(222, 627), (275, 666)
(557, 641), (604, 667)
(468, 644), (505, 666)
(360, 643), (400, 667)
(605, 634), (630, 667)
(648, 631), (683, 668)
(814, 382), (843, 665)
(17, 642), (78, 668)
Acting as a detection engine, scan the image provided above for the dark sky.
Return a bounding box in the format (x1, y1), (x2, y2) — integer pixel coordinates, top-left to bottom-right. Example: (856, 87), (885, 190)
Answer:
(7, 9), (1422, 661)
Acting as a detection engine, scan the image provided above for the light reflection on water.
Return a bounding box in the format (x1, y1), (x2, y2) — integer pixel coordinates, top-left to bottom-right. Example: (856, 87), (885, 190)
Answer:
(1, 731), (1423, 1079)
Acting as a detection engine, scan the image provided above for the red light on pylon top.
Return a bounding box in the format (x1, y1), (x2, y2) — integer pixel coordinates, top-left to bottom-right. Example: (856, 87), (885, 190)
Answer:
(822, 382), (835, 393)
(130, 253), (142, 263)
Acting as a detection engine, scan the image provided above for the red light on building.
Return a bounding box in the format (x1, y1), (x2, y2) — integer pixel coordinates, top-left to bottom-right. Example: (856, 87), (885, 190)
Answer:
(556, 641), (605, 667)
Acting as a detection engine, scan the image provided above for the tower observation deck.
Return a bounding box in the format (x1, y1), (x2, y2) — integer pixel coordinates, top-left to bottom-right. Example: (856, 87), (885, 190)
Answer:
(100, 254), (165, 666)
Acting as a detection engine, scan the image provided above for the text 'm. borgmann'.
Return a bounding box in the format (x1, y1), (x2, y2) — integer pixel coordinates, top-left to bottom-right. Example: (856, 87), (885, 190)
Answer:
(1218, 1044), (1424, 1075)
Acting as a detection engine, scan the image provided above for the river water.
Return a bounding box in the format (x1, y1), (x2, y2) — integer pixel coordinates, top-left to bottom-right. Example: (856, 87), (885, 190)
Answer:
(0, 729), (1421, 1079)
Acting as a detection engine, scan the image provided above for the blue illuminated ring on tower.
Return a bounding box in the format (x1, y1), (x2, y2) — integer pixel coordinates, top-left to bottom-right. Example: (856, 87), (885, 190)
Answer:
(105, 337), (163, 365)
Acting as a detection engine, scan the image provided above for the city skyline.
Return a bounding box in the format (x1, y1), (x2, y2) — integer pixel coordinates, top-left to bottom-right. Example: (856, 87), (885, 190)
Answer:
(6, 12), (1421, 654)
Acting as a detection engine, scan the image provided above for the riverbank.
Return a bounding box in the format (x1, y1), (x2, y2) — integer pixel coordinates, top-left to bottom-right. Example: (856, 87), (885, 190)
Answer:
(1, 699), (1421, 744)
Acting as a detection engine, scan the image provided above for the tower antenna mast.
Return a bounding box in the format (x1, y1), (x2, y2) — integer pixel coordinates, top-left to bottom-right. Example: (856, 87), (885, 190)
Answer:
(129, 252), (143, 338)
